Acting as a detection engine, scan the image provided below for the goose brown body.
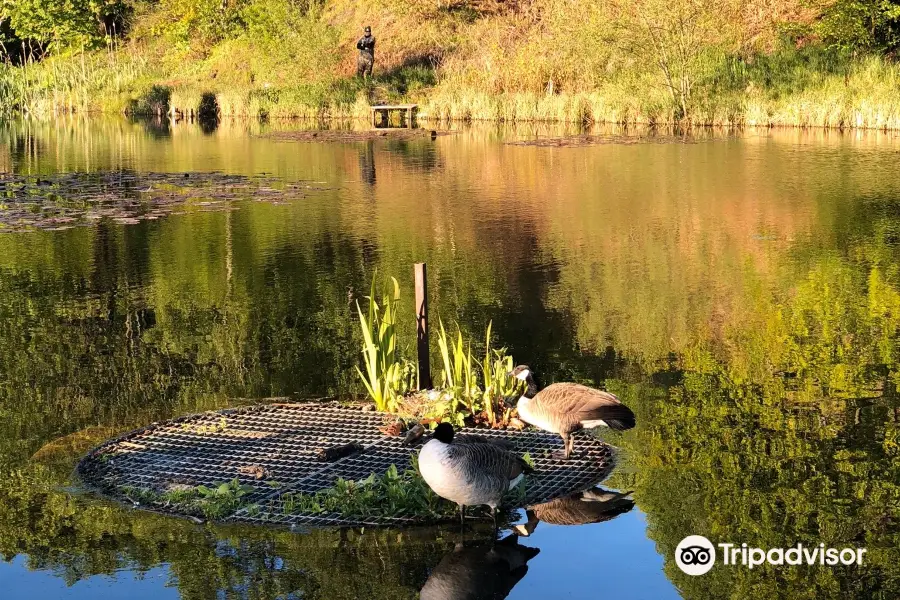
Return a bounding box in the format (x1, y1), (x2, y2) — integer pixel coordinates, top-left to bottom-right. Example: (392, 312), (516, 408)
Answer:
(511, 366), (636, 459)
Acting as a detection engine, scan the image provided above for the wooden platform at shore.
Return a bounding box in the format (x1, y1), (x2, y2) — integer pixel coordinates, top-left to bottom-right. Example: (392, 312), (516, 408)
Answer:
(371, 104), (418, 127)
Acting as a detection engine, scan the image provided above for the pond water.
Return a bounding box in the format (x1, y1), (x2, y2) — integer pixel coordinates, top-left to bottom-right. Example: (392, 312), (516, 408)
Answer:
(1, 118), (900, 599)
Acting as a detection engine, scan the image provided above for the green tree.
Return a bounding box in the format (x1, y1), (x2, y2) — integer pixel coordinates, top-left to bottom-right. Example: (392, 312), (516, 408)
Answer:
(0, 0), (130, 53)
(818, 0), (900, 53)
(605, 0), (743, 119)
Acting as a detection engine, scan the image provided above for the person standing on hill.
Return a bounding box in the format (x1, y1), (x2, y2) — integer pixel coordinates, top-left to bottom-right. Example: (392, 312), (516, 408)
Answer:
(357, 26), (376, 79)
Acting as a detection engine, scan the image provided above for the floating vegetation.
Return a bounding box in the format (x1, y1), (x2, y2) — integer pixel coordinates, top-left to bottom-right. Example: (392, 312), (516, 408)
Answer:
(120, 478), (256, 520)
(279, 464), (455, 521)
(505, 133), (720, 147)
(354, 274), (418, 412)
(262, 129), (449, 143)
(395, 320), (524, 429)
(276, 461), (526, 523)
(0, 170), (331, 233)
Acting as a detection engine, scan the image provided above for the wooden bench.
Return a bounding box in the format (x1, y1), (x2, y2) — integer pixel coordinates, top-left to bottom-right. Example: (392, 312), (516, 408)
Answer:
(371, 104), (418, 128)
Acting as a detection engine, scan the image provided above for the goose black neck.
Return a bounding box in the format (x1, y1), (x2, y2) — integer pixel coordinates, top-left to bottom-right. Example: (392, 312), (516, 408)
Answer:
(524, 376), (538, 399)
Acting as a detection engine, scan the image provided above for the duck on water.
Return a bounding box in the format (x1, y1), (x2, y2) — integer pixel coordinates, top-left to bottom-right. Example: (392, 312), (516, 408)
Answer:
(509, 365), (636, 459)
(418, 423), (532, 528)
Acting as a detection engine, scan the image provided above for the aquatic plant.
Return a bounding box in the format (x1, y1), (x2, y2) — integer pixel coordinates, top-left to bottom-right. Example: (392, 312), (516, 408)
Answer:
(354, 273), (417, 411)
(432, 319), (523, 428)
(436, 319), (479, 416)
(119, 479), (254, 519)
(280, 457), (525, 522)
(194, 479), (255, 519)
(281, 462), (455, 521)
(480, 322), (522, 427)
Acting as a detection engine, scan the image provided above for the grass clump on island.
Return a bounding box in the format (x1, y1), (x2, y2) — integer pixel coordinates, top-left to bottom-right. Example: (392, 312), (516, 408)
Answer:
(280, 459), (527, 522)
(120, 478), (257, 519)
(353, 273), (524, 428)
(117, 461), (527, 523)
(280, 462), (456, 521)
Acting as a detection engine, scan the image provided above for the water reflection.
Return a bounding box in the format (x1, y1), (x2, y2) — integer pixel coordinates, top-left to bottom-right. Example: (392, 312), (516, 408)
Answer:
(513, 487), (635, 536)
(420, 535), (540, 600)
(358, 140), (377, 186)
(133, 115), (172, 139)
(1, 118), (900, 598)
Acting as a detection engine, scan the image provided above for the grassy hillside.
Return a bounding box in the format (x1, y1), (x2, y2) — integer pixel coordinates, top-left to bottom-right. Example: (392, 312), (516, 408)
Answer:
(2, 0), (900, 126)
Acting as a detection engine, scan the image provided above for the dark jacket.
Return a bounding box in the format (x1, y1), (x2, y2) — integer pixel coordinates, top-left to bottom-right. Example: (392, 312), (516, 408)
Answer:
(356, 34), (375, 55)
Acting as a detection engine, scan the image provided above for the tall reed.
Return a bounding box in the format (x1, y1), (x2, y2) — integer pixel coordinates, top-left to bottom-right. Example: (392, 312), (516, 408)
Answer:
(354, 274), (416, 411)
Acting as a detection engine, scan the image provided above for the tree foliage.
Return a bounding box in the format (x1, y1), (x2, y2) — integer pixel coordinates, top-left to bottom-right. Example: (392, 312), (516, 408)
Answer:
(818, 0), (900, 53)
(0, 0), (130, 54)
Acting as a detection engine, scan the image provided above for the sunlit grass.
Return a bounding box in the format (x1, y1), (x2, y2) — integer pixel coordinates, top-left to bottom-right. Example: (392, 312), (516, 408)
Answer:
(2, 0), (900, 128)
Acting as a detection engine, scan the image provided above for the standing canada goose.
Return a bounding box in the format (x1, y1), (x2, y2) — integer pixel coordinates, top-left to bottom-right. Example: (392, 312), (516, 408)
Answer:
(509, 365), (635, 459)
(513, 487), (634, 536)
(418, 423), (532, 528)
(419, 535), (540, 600)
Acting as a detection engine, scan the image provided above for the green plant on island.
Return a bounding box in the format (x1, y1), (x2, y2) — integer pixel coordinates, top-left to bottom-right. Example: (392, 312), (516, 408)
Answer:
(281, 462), (456, 521)
(194, 479), (255, 518)
(480, 322), (522, 427)
(354, 273), (417, 412)
(353, 272), (523, 427)
(280, 459), (526, 522)
(431, 319), (523, 428)
(435, 320), (478, 424)
(119, 478), (255, 519)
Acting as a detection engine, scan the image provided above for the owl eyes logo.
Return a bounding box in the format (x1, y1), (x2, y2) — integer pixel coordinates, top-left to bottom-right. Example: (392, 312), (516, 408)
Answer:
(675, 536), (716, 575)
(680, 546), (712, 565)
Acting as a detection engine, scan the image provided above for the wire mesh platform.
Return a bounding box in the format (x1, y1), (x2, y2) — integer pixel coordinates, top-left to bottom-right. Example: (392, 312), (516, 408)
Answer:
(76, 403), (616, 527)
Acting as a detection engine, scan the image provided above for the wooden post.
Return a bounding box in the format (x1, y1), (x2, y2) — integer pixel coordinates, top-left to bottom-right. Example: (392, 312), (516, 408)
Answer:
(414, 262), (432, 390)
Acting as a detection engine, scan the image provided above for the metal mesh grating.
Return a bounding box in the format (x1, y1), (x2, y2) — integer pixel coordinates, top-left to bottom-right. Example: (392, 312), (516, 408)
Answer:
(76, 403), (616, 527)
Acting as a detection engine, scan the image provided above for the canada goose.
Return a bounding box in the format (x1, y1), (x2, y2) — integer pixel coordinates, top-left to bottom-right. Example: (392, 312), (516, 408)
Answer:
(453, 433), (517, 451)
(418, 423), (532, 527)
(513, 487), (634, 536)
(419, 535), (540, 600)
(509, 365), (636, 459)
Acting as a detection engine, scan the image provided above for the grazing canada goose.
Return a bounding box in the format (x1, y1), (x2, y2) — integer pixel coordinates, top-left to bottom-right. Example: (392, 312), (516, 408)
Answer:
(509, 365), (636, 459)
(418, 423), (532, 527)
(513, 487), (634, 536)
(419, 535), (540, 600)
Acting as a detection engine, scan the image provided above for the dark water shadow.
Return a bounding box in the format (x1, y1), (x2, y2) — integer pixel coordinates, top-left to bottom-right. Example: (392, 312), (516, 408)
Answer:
(420, 534), (540, 600)
(198, 93), (220, 134)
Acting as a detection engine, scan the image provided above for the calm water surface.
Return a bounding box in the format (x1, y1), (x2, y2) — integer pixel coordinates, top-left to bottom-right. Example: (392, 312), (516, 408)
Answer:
(1, 118), (900, 599)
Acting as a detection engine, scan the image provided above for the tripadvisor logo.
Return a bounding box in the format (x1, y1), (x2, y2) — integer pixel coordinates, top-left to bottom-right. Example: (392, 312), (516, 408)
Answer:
(675, 535), (716, 575)
(675, 536), (867, 576)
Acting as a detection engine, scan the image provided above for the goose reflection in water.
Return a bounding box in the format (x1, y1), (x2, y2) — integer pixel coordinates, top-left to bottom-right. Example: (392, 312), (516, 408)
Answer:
(420, 534), (540, 600)
(513, 487), (635, 537)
